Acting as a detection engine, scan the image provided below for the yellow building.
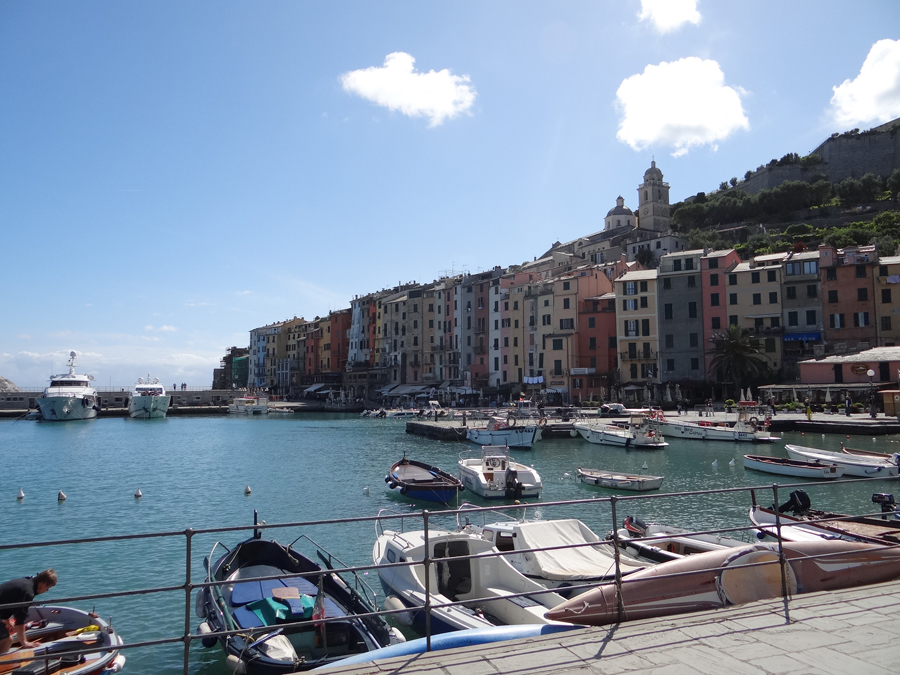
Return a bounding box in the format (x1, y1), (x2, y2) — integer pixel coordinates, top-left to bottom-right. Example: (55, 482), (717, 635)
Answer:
(726, 261), (783, 373)
(615, 269), (659, 385)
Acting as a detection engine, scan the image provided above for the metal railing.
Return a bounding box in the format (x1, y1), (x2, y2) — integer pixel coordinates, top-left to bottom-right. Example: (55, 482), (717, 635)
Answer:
(2, 477), (898, 674)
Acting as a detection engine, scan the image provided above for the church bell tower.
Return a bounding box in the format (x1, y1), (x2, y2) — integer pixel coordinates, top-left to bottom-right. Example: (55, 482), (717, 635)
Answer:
(637, 161), (671, 233)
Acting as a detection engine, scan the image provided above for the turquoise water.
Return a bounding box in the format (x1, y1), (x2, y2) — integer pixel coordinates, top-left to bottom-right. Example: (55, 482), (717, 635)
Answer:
(1, 414), (898, 673)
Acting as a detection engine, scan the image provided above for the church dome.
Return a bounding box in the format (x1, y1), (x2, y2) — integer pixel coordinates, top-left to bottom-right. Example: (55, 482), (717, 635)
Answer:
(644, 160), (663, 180)
(606, 196), (634, 217)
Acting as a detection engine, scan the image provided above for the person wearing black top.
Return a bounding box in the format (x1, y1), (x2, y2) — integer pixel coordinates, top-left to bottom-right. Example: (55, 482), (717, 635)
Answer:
(0, 569), (57, 653)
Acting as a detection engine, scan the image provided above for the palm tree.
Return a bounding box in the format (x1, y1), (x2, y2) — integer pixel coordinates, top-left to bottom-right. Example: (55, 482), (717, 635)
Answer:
(707, 325), (771, 399)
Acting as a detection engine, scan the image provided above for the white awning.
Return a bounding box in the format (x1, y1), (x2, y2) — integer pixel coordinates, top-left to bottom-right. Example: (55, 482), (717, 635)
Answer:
(303, 383), (324, 393)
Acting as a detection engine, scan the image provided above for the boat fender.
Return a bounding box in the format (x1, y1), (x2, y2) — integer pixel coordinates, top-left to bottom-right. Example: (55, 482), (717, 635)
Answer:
(197, 621), (217, 649)
(104, 654), (127, 673)
(539, 417), (547, 427)
(225, 654), (247, 674)
(400, 486), (408, 495)
(384, 475), (391, 483)
(388, 481), (398, 490)
(383, 595), (413, 626)
(195, 588), (208, 618)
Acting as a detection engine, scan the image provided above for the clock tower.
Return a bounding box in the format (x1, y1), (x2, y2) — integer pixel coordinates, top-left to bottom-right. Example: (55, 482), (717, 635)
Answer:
(637, 161), (671, 233)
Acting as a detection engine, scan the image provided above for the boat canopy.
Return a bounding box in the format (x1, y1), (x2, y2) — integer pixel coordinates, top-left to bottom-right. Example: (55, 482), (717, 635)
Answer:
(512, 520), (627, 580)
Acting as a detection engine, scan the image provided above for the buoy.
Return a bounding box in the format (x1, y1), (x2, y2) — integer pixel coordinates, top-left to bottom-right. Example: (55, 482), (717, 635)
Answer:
(363, 486), (370, 497)
(563, 472), (571, 479)
(57, 490), (66, 501)
(801, 432), (804, 436)
(244, 485), (252, 495)
(569, 430), (577, 437)
(729, 459), (735, 466)
(642, 462), (649, 470)
(873, 438), (877, 442)
(711, 460), (718, 467)
(16, 488), (24, 501)
(847, 435), (850, 439)
(134, 488), (142, 498)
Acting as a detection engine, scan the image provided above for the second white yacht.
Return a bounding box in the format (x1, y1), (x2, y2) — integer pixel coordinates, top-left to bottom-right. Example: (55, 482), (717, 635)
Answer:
(128, 376), (171, 418)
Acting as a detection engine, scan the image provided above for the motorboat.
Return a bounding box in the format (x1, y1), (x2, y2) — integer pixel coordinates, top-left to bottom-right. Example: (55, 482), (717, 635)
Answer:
(385, 456), (464, 504)
(785, 444), (899, 478)
(463, 515), (649, 594)
(546, 540), (900, 626)
(457, 445), (542, 500)
(228, 396), (269, 415)
(197, 519), (402, 673)
(576, 467), (664, 491)
(742, 454), (844, 479)
(573, 415), (667, 449)
(0, 605), (125, 675)
(372, 523), (566, 634)
(128, 376), (170, 419)
(653, 408), (778, 442)
(385, 409), (419, 418)
(613, 516), (748, 564)
(748, 489), (900, 545)
(36, 351), (99, 421)
(466, 416), (541, 449)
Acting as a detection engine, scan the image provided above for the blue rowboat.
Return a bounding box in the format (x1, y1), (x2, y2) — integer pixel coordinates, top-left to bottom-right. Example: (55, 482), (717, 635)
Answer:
(385, 457), (464, 504)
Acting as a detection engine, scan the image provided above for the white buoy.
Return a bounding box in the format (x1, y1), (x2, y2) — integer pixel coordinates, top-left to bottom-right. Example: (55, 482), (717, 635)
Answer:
(642, 462), (649, 470)
(57, 490), (67, 501)
(244, 485), (252, 495)
(563, 472), (571, 479)
(363, 486), (370, 497)
(134, 488), (142, 499)
(729, 459), (735, 466)
(16, 488), (24, 501)
(711, 460), (718, 467)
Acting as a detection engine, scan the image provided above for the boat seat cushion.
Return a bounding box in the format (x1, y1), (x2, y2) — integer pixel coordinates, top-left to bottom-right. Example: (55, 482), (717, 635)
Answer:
(231, 576), (319, 606)
(233, 605), (266, 629)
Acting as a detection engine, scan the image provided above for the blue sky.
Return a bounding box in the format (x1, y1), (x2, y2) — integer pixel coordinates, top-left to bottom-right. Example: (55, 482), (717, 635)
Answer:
(2, 1), (899, 387)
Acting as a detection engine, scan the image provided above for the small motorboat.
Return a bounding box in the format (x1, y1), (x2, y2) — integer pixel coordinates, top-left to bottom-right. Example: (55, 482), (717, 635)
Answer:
(385, 456), (464, 504)
(576, 467), (664, 492)
(466, 415), (541, 449)
(749, 489), (900, 545)
(545, 540), (900, 626)
(785, 444), (899, 477)
(372, 522), (566, 634)
(653, 408), (778, 443)
(0, 605), (125, 675)
(573, 415), (667, 449)
(197, 515), (403, 673)
(228, 396), (269, 415)
(613, 516), (748, 564)
(457, 445), (542, 499)
(742, 454), (844, 479)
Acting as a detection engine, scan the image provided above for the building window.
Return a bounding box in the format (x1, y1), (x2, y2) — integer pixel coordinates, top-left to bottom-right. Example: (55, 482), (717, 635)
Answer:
(589, 337), (597, 350)
(709, 258), (719, 269)
(858, 288), (868, 302)
(754, 318), (764, 329)
(853, 312), (869, 327)
(542, 314), (551, 325)
(687, 276), (696, 288)
(663, 278), (671, 290)
(806, 310), (816, 325)
(830, 314), (845, 328)
(826, 268), (837, 281)
(751, 271), (760, 284)
(711, 316), (721, 329)
(771, 316), (780, 327)
(788, 311), (799, 326)
(552, 338), (562, 350)
(625, 282), (636, 295)
(690, 358), (699, 370)
(563, 281), (570, 290)
(625, 320), (638, 337)
(640, 281), (648, 292)
(728, 274), (737, 286)
(767, 270), (777, 282)
(608, 337), (617, 348)
(630, 364), (638, 379)
(764, 338), (776, 353)
(665, 334), (674, 348)
(688, 302), (697, 318)
(641, 319), (650, 336)
(828, 290), (838, 303)
(856, 265), (867, 279)
(729, 315), (738, 327)
(786, 286), (796, 300)
(807, 285), (817, 299)
(563, 298), (570, 309)
(710, 273), (719, 286)
(710, 293), (720, 306)
(882, 316), (892, 330)
(769, 291), (778, 304)
(666, 359), (675, 371)
(553, 360), (562, 376)
(673, 260), (682, 272)
(883, 289), (892, 304)
(640, 296), (648, 308)
(588, 317), (596, 328)
(560, 318), (574, 330)
(664, 304), (673, 320)
(689, 333), (698, 347)
(752, 293), (761, 305)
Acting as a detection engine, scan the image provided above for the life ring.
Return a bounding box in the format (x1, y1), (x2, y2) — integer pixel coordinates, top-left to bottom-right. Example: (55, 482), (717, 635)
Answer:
(647, 430), (655, 437)
(539, 417), (547, 427)
(749, 416), (759, 427)
(507, 414), (517, 427)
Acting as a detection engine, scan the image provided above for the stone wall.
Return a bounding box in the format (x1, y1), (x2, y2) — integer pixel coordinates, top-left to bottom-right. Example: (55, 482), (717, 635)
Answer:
(0, 389), (238, 410)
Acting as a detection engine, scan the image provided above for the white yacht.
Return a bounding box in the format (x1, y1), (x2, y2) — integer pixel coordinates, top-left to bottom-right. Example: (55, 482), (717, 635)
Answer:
(228, 396), (269, 414)
(36, 351), (99, 421)
(128, 376), (170, 419)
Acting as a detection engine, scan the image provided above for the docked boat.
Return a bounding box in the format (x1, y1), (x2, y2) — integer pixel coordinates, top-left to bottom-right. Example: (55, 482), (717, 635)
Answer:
(742, 454), (844, 479)
(841, 443), (894, 459)
(613, 516), (748, 564)
(653, 409), (778, 442)
(457, 445), (542, 499)
(785, 444), (899, 477)
(228, 396), (269, 415)
(545, 540), (900, 626)
(372, 524), (566, 634)
(748, 489), (900, 545)
(36, 351), (99, 422)
(466, 416), (541, 449)
(197, 519), (402, 673)
(573, 415), (667, 449)
(385, 456), (464, 504)
(576, 467), (664, 491)
(0, 605), (125, 675)
(384, 409), (419, 418)
(128, 376), (170, 419)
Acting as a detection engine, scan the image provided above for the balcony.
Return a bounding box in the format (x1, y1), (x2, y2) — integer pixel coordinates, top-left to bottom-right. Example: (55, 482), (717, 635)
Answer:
(474, 345), (485, 354)
(620, 350), (656, 361)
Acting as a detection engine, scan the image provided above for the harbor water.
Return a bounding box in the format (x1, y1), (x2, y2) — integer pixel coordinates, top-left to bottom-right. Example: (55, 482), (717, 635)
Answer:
(1, 414), (898, 674)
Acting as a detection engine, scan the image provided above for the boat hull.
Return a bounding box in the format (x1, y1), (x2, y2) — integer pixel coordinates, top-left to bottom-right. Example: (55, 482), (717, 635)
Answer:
(466, 426), (539, 448)
(546, 541), (900, 626)
(128, 395), (171, 418)
(742, 455), (843, 479)
(577, 468), (663, 491)
(457, 462), (542, 499)
(36, 395), (98, 421)
(386, 458), (463, 504)
(658, 421), (774, 442)
(574, 425), (667, 449)
(785, 444), (899, 478)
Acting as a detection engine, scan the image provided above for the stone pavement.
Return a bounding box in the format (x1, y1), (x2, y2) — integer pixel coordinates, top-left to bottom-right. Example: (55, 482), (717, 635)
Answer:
(322, 579), (900, 674)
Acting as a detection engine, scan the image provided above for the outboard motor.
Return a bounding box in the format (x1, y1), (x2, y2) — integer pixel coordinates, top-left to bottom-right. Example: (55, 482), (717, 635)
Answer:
(623, 515), (649, 537)
(504, 469), (524, 499)
(872, 493), (898, 519)
(777, 489), (811, 515)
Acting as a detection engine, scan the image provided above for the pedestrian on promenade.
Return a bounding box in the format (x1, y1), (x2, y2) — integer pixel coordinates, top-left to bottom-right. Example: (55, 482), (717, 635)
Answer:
(805, 398), (812, 421)
(845, 396), (852, 417)
(706, 399), (713, 417)
(0, 569), (57, 653)
(769, 396), (776, 416)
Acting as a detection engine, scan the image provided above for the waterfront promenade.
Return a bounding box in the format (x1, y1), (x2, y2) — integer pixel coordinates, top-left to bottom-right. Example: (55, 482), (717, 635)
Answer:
(323, 579), (900, 674)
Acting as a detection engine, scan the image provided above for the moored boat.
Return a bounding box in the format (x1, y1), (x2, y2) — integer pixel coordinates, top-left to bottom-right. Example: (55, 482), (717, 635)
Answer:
(0, 605), (125, 675)
(742, 454), (844, 479)
(545, 540), (900, 626)
(785, 444), (899, 477)
(128, 376), (170, 419)
(466, 416), (541, 449)
(841, 443), (894, 459)
(573, 414), (667, 449)
(36, 351), (99, 422)
(653, 408), (778, 442)
(614, 516), (748, 564)
(385, 456), (464, 504)
(576, 467), (664, 491)
(228, 396), (269, 415)
(457, 445), (542, 500)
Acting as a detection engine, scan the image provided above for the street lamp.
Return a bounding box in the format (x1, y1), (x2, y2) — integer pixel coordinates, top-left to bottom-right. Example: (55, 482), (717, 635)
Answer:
(867, 369), (877, 419)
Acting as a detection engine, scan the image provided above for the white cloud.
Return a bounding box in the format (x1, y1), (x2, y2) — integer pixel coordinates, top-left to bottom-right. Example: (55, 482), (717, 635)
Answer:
(616, 57), (749, 157)
(144, 324), (154, 331)
(159, 325), (177, 332)
(638, 0), (701, 34)
(830, 39), (900, 127)
(341, 52), (476, 127)
(17, 334), (31, 340)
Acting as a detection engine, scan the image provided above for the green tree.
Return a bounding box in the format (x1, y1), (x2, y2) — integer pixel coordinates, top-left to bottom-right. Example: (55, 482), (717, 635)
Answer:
(634, 248), (658, 268)
(837, 178), (863, 206)
(729, 177), (738, 187)
(719, 181), (729, 191)
(887, 169), (900, 201)
(859, 173), (883, 202)
(707, 325), (771, 399)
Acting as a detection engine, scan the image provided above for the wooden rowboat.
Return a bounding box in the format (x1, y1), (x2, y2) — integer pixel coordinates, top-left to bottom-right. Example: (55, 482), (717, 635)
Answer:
(841, 443), (894, 459)
(742, 454), (844, 479)
(576, 467), (663, 492)
(385, 457), (464, 504)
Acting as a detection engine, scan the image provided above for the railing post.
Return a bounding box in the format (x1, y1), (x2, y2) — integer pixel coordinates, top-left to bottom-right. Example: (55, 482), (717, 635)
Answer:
(771, 485), (791, 624)
(183, 528), (193, 675)
(609, 496), (625, 621)
(422, 510), (432, 652)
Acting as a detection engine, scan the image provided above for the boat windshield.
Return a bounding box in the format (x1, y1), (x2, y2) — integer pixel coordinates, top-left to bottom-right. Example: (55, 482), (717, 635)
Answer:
(49, 380), (89, 387)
